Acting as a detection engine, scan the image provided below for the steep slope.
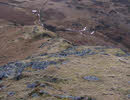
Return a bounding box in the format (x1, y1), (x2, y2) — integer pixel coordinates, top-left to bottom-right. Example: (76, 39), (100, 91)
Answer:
(0, 0), (130, 100)
(0, 37), (130, 100)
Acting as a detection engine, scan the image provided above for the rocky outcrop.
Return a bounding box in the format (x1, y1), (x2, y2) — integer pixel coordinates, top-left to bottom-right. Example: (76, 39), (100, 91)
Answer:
(0, 38), (130, 100)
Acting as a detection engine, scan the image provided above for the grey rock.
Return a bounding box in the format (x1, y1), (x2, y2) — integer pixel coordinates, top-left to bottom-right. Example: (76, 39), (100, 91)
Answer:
(0, 61), (25, 80)
(0, 60), (58, 80)
(27, 83), (39, 88)
(30, 61), (57, 70)
(39, 90), (49, 95)
(31, 93), (39, 97)
(128, 94), (130, 99)
(54, 95), (88, 100)
(7, 91), (15, 96)
(40, 83), (46, 87)
(83, 76), (99, 81)
(0, 85), (6, 90)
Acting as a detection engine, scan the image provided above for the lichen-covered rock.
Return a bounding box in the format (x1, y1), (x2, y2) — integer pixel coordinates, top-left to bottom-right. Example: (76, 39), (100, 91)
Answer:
(0, 61), (26, 80)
